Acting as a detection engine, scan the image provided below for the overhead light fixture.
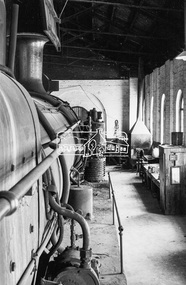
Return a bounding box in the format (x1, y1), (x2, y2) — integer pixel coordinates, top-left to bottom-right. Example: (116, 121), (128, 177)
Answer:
(176, 0), (186, 60)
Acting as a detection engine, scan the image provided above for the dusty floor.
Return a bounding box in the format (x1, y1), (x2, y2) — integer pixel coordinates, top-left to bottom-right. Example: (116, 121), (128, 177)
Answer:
(63, 165), (186, 285)
(62, 177), (127, 285)
(89, 181), (127, 285)
(109, 166), (186, 285)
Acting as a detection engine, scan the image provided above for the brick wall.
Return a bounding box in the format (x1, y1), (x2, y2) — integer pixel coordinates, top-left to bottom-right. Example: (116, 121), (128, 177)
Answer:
(145, 59), (186, 145)
(52, 79), (134, 138)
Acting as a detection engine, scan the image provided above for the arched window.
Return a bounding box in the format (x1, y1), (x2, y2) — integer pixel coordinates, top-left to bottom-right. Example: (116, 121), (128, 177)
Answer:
(150, 96), (154, 142)
(160, 94), (166, 144)
(176, 90), (184, 132)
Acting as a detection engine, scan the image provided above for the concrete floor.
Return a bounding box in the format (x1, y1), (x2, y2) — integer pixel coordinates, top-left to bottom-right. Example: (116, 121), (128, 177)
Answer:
(89, 180), (127, 285)
(63, 178), (127, 285)
(108, 166), (186, 285)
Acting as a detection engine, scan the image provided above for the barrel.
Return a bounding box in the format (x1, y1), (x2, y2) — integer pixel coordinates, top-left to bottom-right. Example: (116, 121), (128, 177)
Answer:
(171, 132), (183, 146)
(68, 185), (93, 219)
(85, 157), (106, 182)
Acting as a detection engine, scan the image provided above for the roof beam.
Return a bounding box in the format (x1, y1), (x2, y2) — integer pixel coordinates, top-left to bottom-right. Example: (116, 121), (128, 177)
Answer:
(61, 44), (159, 55)
(68, 0), (183, 12)
(60, 4), (99, 23)
(44, 53), (134, 66)
(61, 27), (171, 40)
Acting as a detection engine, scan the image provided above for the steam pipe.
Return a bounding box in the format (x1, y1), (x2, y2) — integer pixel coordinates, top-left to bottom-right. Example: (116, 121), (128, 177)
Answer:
(32, 92), (79, 125)
(49, 196), (92, 269)
(50, 203), (74, 254)
(49, 194), (90, 251)
(50, 215), (65, 255)
(36, 106), (56, 141)
(0, 148), (59, 221)
(59, 155), (70, 203)
(8, 2), (19, 72)
(0, 0), (6, 65)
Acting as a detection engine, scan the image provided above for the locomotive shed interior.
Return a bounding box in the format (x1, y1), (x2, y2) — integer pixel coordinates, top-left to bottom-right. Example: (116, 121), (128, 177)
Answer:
(1, 1), (186, 285)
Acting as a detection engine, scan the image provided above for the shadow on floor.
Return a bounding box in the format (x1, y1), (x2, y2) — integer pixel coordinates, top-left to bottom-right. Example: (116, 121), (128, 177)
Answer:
(108, 168), (186, 285)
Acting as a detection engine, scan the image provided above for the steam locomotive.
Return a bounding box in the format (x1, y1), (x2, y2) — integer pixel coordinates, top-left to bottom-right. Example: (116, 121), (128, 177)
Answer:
(0, 1), (100, 284)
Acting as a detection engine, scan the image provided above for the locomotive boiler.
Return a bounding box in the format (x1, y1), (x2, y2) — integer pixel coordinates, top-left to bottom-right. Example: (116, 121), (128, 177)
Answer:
(0, 1), (99, 284)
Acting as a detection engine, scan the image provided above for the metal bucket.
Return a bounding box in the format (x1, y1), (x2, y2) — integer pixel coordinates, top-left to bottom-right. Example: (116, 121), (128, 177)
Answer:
(68, 185), (93, 219)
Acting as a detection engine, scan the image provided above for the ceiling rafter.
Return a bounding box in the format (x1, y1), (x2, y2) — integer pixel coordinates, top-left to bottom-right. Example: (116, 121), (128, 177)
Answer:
(68, 0), (183, 12)
(93, 9), (182, 48)
(122, 0), (146, 48)
(60, 3), (101, 24)
(104, 4), (116, 32)
(61, 27), (171, 40)
(62, 30), (87, 44)
(61, 25), (114, 60)
(61, 44), (162, 56)
(44, 53), (133, 66)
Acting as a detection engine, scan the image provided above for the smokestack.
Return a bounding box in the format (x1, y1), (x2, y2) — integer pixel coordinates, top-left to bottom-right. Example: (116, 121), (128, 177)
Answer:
(15, 33), (48, 94)
(137, 57), (144, 121)
(0, 0), (6, 65)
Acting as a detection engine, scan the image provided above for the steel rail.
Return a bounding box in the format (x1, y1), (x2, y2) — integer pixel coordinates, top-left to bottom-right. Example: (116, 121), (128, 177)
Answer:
(108, 171), (124, 275)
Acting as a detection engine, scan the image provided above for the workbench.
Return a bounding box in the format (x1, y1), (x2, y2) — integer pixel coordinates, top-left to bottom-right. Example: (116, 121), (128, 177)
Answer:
(142, 163), (160, 198)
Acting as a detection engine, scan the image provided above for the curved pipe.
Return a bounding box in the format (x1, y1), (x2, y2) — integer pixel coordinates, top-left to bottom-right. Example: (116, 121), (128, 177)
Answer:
(49, 194), (90, 251)
(49, 143), (71, 204)
(36, 105), (56, 141)
(50, 203), (74, 254)
(59, 154), (70, 204)
(35, 97), (81, 204)
(50, 215), (64, 255)
(70, 173), (79, 186)
(32, 92), (78, 125)
(36, 103), (73, 203)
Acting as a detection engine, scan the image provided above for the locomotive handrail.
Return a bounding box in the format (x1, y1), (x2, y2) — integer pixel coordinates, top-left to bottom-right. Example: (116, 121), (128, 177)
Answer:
(57, 120), (81, 139)
(0, 120), (82, 221)
(0, 148), (60, 221)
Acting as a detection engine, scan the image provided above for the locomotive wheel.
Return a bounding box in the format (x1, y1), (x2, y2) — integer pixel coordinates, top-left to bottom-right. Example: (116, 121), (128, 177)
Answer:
(54, 266), (100, 285)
